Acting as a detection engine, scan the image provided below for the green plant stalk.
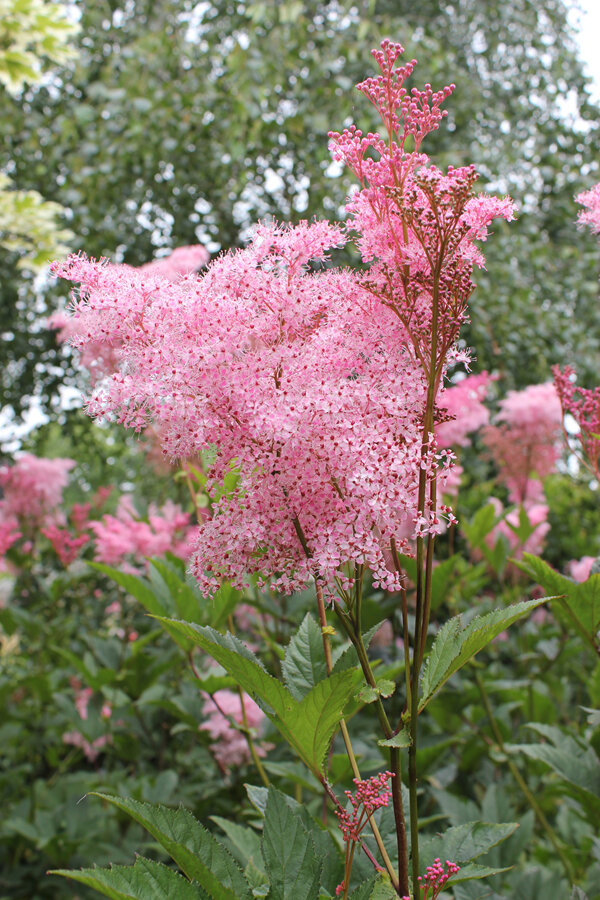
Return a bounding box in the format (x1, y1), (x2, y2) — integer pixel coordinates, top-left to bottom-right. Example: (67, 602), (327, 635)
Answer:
(237, 685), (271, 788)
(334, 603), (409, 897)
(409, 249), (445, 899)
(315, 582), (401, 894)
(474, 671), (575, 883)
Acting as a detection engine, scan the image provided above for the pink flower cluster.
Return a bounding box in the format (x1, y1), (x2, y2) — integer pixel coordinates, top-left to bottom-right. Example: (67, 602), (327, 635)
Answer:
(53, 43), (514, 599)
(330, 41), (514, 381)
(486, 488), (551, 561)
(48, 244), (209, 384)
(90, 495), (194, 571)
(577, 182), (600, 235)
(199, 689), (270, 773)
(436, 372), (494, 450)
(0, 454), (75, 529)
(41, 523), (89, 566)
(483, 382), (562, 504)
(553, 365), (600, 479)
(0, 453), (195, 572)
(401, 858), (460, 900)
(335, 771), (393, 843)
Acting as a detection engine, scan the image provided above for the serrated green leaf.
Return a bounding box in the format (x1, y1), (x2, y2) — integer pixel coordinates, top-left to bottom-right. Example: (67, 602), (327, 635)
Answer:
(50, 856), (209, 899)
(347, 877), (378, 900)
(89, 794), (251, 900)
(378, 727), (411, 749)
(516, 553), (600, 648)
(149, 559), (203, 623)
(419, 821), (519, 868)
(261, 787), (322, 900)
(89, 563), (166, 616)
(282, 613), (328, 700)
(157, 620), (361, 773)
(368, 875), (398, 899)
(356, 685), (379, 703)
(506, 722), (600, 800)
(210, 817), (263, 871)
(331, 622), (384, 674)
(419, 599), (548, 710)
(446, 863), (512, 885)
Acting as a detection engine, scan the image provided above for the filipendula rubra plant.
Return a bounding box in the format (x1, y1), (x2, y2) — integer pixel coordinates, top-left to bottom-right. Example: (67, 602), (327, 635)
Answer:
(50, 42), (549, 900)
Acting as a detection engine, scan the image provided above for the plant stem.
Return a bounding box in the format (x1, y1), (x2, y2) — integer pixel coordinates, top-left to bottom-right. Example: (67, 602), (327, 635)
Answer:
(474, 671), (575, 883)
(315, 582), (401, 893)
(237, 685), (271, 788)
(334, 604), (409, 896)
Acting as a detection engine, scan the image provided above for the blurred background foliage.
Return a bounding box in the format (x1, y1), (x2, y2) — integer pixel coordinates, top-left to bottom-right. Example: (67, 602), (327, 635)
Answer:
(0, 0), (599, 432)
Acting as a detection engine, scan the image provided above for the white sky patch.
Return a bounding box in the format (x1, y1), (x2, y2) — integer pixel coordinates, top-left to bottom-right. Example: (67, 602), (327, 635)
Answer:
(570, 0), (600, 102)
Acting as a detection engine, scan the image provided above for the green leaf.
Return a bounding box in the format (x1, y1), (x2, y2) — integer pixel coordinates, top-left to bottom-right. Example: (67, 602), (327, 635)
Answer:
(149, 559), (203, 623)
(347, 877), (378, 900)
(355, 678), (395, 704)
(368, 876), (398, 899)
(157, 620), (361, 774)
(89, 794), (251, 900)
(419, 598), (548, 711)
(429, 554), (460, 611)
(461, 504), (498, 547)
(50, 857), (209, 899)
(378, 727), (411, 749)
(210, 817), (263, 871)
(261, 787), (322, 900)
(446, 863), (512, 885)
(282, 613), (328, 700)
(419, 821), (519, 869)
(89, 563), (165, 617)
(245, 784), (269, 817)
(516, 553), (600, 649)
(507, 723), (600, 800)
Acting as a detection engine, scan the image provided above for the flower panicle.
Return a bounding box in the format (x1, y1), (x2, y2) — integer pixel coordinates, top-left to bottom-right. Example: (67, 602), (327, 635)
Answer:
(400, 858), (460, 900)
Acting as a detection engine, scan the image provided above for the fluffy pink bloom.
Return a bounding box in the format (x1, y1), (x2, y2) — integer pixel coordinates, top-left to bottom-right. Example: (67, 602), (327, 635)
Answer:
(569, 556), (596, 583)
(0, 454), (75, 529)
(48, 245), (209, 383)
(137, 244), (210, 278)
(52, 43), (514, 598)
(70, 501), (92, 532)
(486, 489), (550, 560)
(436, 372), (494, 449)
(553, 365), (600, 478)
(41, 523), (89, 566)
(577, 182), (600, 235)
(89, 496), (194, 570)
(0, 518), (21, 556)
(200, 690), (270, 773)
(483, 383), (562, 503)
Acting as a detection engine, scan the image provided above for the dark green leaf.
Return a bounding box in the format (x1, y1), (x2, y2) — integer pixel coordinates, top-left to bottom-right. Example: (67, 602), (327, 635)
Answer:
(89, 794), (251, 900)
(50, 857), (209, 899)
(419, 599), (548, 710)
(261, 786), (322, 900)
(282, 613), (328, 700)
